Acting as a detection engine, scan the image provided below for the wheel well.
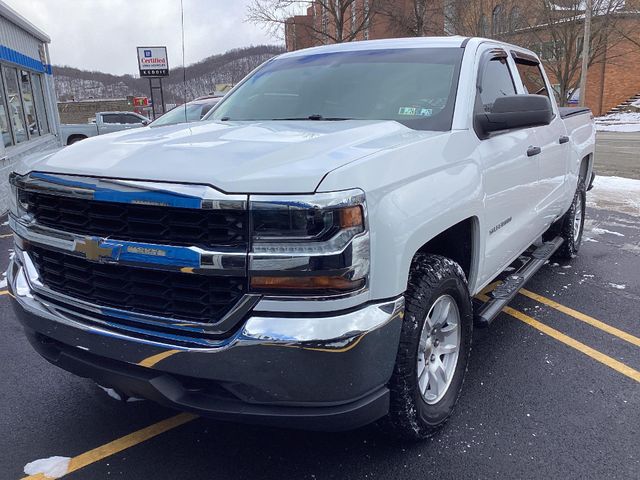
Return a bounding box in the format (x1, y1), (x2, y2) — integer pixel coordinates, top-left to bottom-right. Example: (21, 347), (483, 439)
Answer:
(66, 134), (87, 145)
(415, 218), (476, 280)
(579, 154), (591, 183)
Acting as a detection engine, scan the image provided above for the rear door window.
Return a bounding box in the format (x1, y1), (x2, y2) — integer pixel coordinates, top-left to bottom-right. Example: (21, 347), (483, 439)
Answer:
(101, 114), (121, 124)
(514, 60), (550, 100)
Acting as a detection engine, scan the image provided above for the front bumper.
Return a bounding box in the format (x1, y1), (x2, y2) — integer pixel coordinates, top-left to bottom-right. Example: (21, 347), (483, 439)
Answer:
(8, 253), (404, 430)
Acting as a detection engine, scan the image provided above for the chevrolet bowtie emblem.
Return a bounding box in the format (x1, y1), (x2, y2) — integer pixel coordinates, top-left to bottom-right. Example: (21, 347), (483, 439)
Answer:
(74, 238), (120, 262)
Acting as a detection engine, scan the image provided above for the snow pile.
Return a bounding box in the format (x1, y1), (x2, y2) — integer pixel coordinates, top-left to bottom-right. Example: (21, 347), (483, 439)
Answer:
(587, 175), (640, 215)
(24, 456), (71, 478)
(595, 111), (640, 132)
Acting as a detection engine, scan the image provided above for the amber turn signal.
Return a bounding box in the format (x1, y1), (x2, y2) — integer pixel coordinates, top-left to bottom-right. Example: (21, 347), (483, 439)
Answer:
(251, 275), (365, 293)
(339, 206), (364, 229)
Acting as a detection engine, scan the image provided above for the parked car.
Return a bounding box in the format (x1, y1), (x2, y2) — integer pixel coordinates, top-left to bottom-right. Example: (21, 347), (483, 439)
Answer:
(150, 96), (222, 127)
(60, 111), (150, 145)
(8, 37), (595, 439)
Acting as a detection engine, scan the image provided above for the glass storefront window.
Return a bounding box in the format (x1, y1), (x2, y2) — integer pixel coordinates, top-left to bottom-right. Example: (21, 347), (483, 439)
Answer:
(3, 66), (28, 144)
(31, 74), (49, 135)
(0, 72), (11, 147)
(20, 70), (39, 137)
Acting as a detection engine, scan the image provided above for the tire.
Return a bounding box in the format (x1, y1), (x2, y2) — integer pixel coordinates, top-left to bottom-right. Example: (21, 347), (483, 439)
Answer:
(384, 254), (473, 440)
(554, 180), (586, 259)
(67, 135), (86, 145)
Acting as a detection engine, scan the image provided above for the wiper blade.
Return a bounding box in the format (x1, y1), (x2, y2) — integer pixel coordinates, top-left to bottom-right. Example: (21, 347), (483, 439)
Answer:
(272, 115), (353, 121)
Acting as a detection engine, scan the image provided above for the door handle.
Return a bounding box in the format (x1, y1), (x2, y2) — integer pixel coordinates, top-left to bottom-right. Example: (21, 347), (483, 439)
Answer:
(527, 146), (542, 157)
(559, 135), (570, 144)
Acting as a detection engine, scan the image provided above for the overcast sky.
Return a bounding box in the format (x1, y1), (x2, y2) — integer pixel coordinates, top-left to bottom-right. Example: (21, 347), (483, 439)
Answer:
(4, 0), (279, 75)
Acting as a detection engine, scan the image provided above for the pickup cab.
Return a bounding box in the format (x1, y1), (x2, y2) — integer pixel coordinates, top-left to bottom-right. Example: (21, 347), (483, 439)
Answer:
(60, 111), (150, 145)
(8, 37), (595, 439)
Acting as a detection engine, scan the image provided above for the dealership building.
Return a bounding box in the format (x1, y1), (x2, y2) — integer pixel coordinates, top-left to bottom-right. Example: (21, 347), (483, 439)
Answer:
(0, 1), (60, 213)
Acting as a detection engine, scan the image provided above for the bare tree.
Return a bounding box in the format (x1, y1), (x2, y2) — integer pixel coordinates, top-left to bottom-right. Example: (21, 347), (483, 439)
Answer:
(445, 0), (630, 106)
(380, 0), (443, 37)
(247, 0), (379, 46)
(518, 0), (628, 106)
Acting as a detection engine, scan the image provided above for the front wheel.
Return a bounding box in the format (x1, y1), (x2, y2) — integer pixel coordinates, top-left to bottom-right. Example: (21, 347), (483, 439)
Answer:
(384, 254), (473, 440)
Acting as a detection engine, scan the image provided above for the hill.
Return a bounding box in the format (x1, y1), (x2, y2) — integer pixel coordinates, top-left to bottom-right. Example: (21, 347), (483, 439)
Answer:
(53, 44), (285, 104)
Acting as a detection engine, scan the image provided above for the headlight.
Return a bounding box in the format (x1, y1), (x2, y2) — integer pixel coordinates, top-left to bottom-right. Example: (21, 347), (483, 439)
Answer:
(249, 189), (369, 297)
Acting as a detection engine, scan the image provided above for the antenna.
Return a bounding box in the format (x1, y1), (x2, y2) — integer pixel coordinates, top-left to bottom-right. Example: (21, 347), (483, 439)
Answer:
(180, 0), (187, 120)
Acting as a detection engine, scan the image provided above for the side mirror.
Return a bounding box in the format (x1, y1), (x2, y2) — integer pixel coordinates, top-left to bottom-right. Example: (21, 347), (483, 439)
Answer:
(141, 120), (150, 126)
(475, 94), (552, 137)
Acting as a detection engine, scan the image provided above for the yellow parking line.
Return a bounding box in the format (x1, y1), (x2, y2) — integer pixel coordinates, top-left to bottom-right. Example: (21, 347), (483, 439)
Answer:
(21, 413), (198, 479)
(477, 294), (640, 383)
(137, 349), (181, 368)
(519, 288), (640, 347)
(0, 289), (13, 297)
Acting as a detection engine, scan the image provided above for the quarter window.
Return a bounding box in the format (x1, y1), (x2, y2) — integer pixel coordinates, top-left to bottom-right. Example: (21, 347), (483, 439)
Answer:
(3, 66), (28, 144)
(478, 56), (516, 112)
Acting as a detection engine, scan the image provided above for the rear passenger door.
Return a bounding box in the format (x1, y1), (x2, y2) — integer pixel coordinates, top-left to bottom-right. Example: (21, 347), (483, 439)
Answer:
(513, 54), (569, 225)
(97, 113), (123, 135)
(476, 49), (543, 284)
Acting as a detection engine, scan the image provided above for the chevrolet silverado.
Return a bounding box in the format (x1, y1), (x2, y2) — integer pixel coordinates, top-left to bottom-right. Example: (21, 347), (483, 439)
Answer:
(8, 37), (595, 439)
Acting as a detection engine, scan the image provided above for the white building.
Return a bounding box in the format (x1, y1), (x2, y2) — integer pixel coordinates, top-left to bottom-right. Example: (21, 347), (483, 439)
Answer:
(0, 1), (61, 213)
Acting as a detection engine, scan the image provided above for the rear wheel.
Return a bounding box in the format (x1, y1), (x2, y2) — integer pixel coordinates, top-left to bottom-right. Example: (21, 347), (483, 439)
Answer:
(385, 254), (473, 440)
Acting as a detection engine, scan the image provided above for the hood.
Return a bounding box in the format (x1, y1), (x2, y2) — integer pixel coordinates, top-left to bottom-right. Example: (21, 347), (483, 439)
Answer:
(17, 120), (433, 193)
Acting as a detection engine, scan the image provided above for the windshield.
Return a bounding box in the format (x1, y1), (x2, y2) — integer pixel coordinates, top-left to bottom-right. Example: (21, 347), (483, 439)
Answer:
(150, 102), (217, 127)
(207, 48), (463, 131)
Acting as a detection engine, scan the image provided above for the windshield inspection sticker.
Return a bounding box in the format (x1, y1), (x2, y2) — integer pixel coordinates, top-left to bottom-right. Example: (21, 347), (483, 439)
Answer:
(398, 107), (433, 116)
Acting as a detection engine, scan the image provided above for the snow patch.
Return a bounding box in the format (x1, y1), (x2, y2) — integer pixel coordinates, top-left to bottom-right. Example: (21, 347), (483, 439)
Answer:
(0, 278), (6, 289)
(98, 385), (122, 401)
(591, 227), (625, 237)
(596, 112), (640, 132)
(608, 283), (626, 290)
(24, 456), (71, 478)
(587, 176), (640, 215)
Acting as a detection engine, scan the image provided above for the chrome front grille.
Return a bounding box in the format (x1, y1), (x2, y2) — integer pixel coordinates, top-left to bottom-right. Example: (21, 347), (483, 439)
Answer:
(10, 172), (257, 343)
(29, 246), (246, 322)
(23, 190), (248, 248)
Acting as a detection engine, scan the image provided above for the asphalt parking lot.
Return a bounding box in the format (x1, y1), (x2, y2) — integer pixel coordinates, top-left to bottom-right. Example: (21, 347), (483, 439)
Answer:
(595, 131), (640, 179)
(1, 186), (638, 479)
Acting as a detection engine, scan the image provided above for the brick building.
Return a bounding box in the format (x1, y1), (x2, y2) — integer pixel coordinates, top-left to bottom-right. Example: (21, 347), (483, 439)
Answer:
(285, 0), (640, 115)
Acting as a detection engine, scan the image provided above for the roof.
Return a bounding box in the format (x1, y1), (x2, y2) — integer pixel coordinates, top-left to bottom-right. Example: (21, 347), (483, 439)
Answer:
(278, 36), (541, 61)
(280, 36), (469, 58)
(0, 0), (50, 43)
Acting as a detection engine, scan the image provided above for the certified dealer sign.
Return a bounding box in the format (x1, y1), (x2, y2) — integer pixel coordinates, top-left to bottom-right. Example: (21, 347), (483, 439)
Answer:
(137, 47), (169, 77)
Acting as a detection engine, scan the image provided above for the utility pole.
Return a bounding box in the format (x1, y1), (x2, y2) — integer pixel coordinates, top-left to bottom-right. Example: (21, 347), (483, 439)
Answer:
(579, 0), (592, 107)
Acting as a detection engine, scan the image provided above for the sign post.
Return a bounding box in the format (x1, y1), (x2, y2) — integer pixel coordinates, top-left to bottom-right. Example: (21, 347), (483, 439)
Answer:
(136, 47), (169, 120)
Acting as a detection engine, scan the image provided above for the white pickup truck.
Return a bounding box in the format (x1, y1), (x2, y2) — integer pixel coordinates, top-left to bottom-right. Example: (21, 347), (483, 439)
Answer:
(60, 111), (150, 145)
(8, 37), (594, 439)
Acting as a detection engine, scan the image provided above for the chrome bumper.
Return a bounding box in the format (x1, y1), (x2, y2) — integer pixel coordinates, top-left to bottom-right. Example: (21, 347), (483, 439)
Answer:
(9, 251), (404, 412)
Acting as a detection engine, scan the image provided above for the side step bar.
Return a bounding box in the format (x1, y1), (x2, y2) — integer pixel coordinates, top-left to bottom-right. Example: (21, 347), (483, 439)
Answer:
(474, 236), (564, 327)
